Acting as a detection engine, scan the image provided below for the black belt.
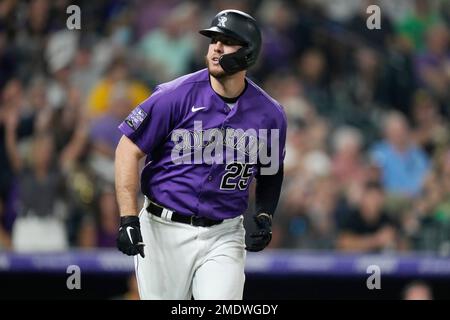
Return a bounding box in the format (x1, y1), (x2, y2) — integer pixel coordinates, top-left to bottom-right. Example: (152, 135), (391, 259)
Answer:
(146, 200), (223, 227)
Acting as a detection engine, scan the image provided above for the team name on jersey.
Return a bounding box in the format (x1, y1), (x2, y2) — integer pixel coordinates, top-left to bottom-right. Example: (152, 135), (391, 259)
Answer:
(173, 127), (260, 153)
(170, 121), (281, 175)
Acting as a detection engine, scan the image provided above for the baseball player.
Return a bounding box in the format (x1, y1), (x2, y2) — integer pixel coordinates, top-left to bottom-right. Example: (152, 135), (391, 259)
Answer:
(115, 9), (287, 300)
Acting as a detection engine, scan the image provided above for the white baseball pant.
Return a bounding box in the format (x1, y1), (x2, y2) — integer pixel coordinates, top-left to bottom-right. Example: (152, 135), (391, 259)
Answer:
(134, 197), (246, 300)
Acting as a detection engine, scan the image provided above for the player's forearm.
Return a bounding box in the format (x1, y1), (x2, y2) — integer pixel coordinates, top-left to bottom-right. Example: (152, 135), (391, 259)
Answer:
(115, 136), (145, 216)
(115, 153), (140, 216)
(255, 164), (284, 216)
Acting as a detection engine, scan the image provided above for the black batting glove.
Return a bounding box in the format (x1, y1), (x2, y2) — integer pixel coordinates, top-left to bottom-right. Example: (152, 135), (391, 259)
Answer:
(246, 213), (272, 252)
(117, 216), (145, 258)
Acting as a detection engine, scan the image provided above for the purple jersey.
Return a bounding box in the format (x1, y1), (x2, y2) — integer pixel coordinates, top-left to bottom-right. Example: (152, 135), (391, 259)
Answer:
(119, 69), (287, 220)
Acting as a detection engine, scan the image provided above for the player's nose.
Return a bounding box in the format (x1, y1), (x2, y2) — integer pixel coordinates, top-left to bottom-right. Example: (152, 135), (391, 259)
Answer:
(213, 41), (224, 52)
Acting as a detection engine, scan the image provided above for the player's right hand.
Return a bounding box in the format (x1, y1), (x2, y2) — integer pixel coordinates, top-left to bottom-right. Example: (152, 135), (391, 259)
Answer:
(117, 215), (145, 258)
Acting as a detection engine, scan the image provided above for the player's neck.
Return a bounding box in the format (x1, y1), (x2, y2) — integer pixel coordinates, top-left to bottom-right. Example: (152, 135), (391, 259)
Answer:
(210, 72), (246, 99)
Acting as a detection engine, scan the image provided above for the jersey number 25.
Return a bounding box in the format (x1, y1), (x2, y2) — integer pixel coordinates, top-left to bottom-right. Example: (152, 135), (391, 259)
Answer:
(220, 163), (253, 191)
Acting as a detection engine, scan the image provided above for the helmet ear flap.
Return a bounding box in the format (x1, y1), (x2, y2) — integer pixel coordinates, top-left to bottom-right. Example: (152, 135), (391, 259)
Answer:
(219, 44), (255, 74)
(219, 47), (247, 74)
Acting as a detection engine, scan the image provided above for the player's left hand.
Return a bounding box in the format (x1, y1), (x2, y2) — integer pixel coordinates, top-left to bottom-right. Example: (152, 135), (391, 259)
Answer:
(246, 213), (272, 252)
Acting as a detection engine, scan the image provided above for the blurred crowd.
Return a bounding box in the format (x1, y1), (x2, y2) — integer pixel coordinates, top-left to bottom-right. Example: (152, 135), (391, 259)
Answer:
(1, 0), (450, 254)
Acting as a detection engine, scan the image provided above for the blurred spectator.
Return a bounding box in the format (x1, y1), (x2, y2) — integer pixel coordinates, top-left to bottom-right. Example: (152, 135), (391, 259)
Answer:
(6, 129), (68, 252)
(268, 72), (307, 122)
(283, 118), (309, 175)
(138, 2), (198, 83)
(414, 24), (450, 113)
(288, 1), (324, 57)
(0, 26), (17, 90)
(279, 84), (330, 176)
(296, 48), (331, 116)
(88, 82), (132, 184)
(333, 46), (384, 143)
(274, 173), (337, 250)
(402, 280), (433, 300)
(370, 111), (430, 198)
(380, 34), (417, 116)
(303, 149), (331, 178)
(256, 0), (297, 75)
(46, 30), (78, 75)
(14, 0), (53, 80)
(396, 0), (442, 51)
(86, 57), (150, 119)
(53, 86), (86, 155)
(0, 209), (11, 249)
(134, 0), (180, 39)
(432, 150), (450, 225)
(95, 187), (120, 247)
(305, 176), (338, 249)
(350, 47), (384, 108)
(0, 0), (19, 34)
(331, 126), (366, 188)
(0, 79), (34, 241)
(273, 172), (315, 249)
(442, 0), (450, 27)
(44, 30), (80, 113)
(336, 182), (403, 252)
(70, 44), (101, 98)
(408, 148), (450, 252)
(77, 186), (119, 248)
(410, 90), (448, 156)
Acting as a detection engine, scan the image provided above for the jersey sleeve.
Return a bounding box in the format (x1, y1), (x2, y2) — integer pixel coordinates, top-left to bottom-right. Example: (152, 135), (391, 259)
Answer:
(118, 86), (180, 154)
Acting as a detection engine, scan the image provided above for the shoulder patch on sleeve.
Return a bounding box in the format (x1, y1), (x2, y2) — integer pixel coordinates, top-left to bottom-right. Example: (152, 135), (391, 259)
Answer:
(125, 106), (148, 130)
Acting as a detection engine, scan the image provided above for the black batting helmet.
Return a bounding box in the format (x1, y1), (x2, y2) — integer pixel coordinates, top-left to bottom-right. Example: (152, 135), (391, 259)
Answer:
(199, 9), (262, 74)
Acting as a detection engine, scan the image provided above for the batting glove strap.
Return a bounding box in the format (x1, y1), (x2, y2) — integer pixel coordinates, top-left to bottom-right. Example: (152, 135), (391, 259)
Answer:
(255, 213), (272, 228)
(117, 215), (145, 258)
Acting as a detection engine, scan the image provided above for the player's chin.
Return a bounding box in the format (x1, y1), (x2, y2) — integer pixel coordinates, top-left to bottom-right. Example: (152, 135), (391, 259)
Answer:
(208, 65), (227, 79)
(205, 58), (226, 78)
